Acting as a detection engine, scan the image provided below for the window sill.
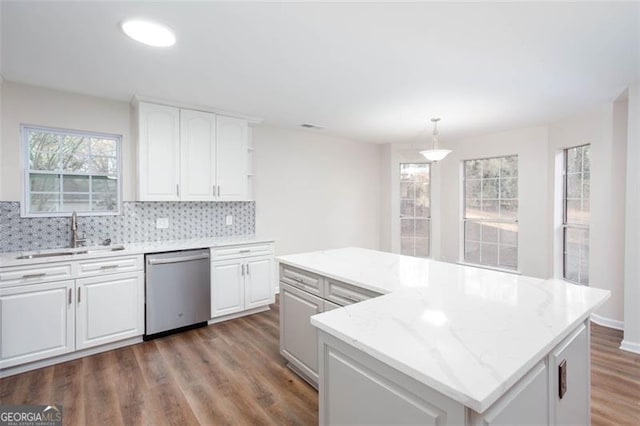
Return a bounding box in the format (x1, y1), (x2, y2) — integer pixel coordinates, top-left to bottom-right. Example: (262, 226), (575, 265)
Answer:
(456, 261), (522, 275)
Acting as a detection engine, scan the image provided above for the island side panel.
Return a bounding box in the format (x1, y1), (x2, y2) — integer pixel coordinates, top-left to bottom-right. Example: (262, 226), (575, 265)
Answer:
(318, 331), (466, 426)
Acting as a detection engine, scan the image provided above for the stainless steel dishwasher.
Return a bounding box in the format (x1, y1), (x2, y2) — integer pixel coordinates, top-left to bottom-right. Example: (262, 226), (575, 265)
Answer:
(145, 249), (210, 339)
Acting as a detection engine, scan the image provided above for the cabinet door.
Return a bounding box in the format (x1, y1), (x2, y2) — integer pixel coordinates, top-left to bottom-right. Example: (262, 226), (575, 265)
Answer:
(550, 323), (589, 425)
(180, 109), (217, 201)
(137, 102), (180, 201)
(280, 283), (323, 384)
(0, 281), (75, 369)
(216, 116), (248, 200)
(76, 271), (144, 350)
(211, 259), (245, 318)
(244, 255), (275, 309)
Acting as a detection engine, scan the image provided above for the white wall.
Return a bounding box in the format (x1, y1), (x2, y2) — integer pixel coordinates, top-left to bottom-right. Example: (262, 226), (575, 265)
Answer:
(437, 126), (551, 278)
(1, 82), (133, 201)
(622, 84), (640, 353)
(252, 126), (382, 256)
(548, 104), (627, 324)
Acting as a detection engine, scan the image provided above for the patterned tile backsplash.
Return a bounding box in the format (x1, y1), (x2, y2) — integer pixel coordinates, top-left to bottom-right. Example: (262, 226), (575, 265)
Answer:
(0, 201), (255, 253)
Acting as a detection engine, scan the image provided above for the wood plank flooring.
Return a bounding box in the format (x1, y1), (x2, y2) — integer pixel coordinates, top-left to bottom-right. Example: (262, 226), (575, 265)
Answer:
(1, 301), (639, 425)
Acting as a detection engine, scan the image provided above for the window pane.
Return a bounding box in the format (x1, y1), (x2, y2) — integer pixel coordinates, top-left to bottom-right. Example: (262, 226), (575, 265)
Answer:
(92, 156), (117, 174)
(30, 152), (59, 171)
(500, 178), (517, 199)
(481, 223), (499, 244)
(499, 246), (518, 269)
(465, 160), (481, 178)
(564, 227), (589, 285)
(61, 154), (89, 172)
(92, 176), (117, 193)
(29, 131), (60, 153)
(501, 156), (518, 177)
(465, 180), (481, 200)
(401, 219), (414, 236)
(567, 147), (582, 173)
(62, 193), (90, 211)
(465, 241), (481, 264)
(415, 219), (429, 238)
(566, 174), (582, 198)
(482, 179), (498, 199)
(91, 138), (117, 156)
(30, 174), (59, 192)
(92, 193), (118, 211)
(400, 200), (414, 216)
(465, 221), (481, 242)
(482, 158), (501, 178)
(400, 182), (415, 199)
(480, 243), (498, 266)
(566, 200), (587, 224)
(463, 155), (518, 270)
(63, 175), (90, 192)
(582, 146), (591, 172)
(61, 135), (89, 157)
(30, 194), (60, 212)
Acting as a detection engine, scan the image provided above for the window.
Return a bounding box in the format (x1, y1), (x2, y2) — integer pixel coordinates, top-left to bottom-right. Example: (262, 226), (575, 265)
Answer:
(400, 163), (431, 258)
(563, 144), (590, 285)
(463, 155), (518, 270)
(22, 125), (121, 216)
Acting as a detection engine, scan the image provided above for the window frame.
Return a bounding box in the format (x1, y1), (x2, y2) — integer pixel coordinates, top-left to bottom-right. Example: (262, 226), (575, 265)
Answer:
(562, 144), (590, 285)
(21, 124), (123, 217)
(399, 162), (431, 258)
(461, 154), (519, 271)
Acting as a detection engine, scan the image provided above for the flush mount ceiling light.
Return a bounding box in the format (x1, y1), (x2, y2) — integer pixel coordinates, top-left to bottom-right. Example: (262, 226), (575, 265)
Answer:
(121, 20), (176, 47)
(420, 118), (451, 163)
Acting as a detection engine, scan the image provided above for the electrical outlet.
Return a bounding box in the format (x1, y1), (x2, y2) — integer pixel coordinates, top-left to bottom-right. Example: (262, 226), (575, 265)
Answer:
(156, 217), (169, 229)
(225, 215), (233, 226)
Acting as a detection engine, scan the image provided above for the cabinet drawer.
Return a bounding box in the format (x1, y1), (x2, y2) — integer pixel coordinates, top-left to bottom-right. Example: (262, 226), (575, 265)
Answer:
(324, 279), (381, 306)
(0, 263), (74, 288)
(77, 256), (143, 277)
(211, 243), (273, 260)
(279, 264), (323, 297)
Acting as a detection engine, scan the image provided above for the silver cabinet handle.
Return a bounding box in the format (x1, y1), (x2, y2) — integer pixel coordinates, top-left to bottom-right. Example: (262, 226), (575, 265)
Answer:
(176, 183), (180, 197)
(213, 185), (216, 197)
(239, 249), (251, 254)
(100, 265), (119, 270)
(246, 264), (250, 275)
(77, 287), (81, 304)
(342, 294), (361, 303)
(68, 288), (72, 305)
(23, 273), (46, 279)
(217, 186), (221, 197)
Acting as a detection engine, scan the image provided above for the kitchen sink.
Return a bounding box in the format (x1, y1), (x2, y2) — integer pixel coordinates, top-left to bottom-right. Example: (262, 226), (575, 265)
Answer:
(16, 245), (125, 260)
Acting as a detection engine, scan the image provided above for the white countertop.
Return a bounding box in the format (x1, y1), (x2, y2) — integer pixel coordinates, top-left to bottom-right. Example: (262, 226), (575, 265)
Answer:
(278, 247), (610, 413)
(0, 235), (274, 267)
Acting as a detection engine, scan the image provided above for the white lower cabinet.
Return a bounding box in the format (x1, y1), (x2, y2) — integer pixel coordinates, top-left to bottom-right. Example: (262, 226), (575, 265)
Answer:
(211, 259), (245, 317)
(210, 245), (275, 320)
(280, 283), (324, 385)
(0, 280), (75, 369)
(0, 255), (145, 375)
(76, 271), (144, 350)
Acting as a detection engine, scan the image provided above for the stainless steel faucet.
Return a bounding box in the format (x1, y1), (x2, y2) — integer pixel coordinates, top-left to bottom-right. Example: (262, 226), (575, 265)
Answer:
(70, 211), (87, 248)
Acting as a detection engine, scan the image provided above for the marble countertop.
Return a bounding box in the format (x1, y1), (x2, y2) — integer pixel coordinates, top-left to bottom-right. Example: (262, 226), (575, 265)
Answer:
(0, 235), (274, 267)
(279, 247), (610, 413)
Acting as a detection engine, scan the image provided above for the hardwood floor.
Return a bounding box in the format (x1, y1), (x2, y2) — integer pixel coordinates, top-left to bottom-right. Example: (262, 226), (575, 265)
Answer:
(1, 303), (639, 425)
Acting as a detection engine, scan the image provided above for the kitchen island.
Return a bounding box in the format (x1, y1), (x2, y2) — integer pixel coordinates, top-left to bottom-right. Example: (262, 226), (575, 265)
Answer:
(277, 247), (610, 425)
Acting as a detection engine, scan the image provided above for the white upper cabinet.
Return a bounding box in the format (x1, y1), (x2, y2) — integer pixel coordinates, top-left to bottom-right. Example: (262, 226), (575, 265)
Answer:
(137, 103), (181, 201)
(216, 116), (248, 201)
(180, 109), (217, 200)
(136, 101), (250, 201)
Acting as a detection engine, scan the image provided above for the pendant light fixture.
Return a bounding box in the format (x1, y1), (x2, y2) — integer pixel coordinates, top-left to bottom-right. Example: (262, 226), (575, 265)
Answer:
(420, 118), (451, 163)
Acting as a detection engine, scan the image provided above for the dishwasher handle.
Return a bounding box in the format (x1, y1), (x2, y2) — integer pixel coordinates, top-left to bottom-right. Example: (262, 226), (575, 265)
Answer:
(147, 253), (209, 265)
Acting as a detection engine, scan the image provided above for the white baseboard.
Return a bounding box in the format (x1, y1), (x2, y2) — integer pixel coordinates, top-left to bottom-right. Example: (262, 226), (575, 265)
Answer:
(590, 313), (624, 330)
(620, 339), (640, 354)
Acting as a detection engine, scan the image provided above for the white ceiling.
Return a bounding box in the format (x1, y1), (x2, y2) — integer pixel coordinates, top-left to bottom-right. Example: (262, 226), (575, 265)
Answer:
(2, 1), (638, 143)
